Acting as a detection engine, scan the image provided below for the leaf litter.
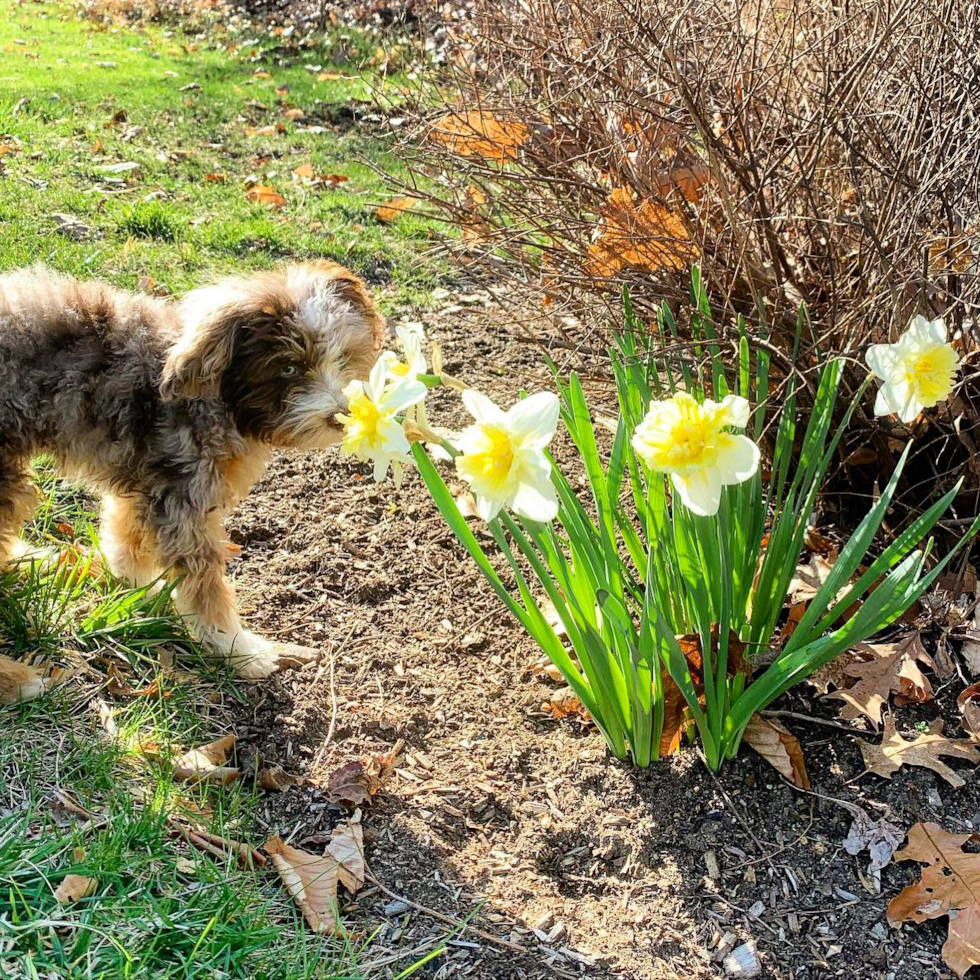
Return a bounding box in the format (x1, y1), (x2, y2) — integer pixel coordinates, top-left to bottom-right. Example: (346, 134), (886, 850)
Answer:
(265, 811), (365, 934)
(859, 713), (980, 788)
(889, 822), (980, 978)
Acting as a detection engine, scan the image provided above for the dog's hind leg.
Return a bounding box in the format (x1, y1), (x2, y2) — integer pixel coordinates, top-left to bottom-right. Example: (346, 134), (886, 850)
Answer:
(0, 461), (39, 566)
(99, 494), (161, 588)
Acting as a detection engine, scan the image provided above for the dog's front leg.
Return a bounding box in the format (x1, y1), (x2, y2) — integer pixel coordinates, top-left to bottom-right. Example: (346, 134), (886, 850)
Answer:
(150, 499), (279, 677)
(171, 552), (282, 679)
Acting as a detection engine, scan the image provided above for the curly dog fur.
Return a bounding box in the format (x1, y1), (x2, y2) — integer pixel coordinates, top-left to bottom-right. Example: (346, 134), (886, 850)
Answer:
(0, 262), (384, 677)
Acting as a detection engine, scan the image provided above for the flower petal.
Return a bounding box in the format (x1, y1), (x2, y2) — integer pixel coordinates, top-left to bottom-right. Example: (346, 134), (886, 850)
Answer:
(462, 389), (507, 425)
(866, 343), (904, 382)
(372, 455), (390, 483)
(378, 378), (427, 414)
(717, 394), (751, 429)
(507, 392), (560, 449)
(375, 417), (412, 455)
(475, 493), (502, 521)
(715, 434), (760, 485)
(366, 358), (389, 399)
(905, 314), (947, 348)
(671, 469), (723, 517)
(511, 479), (559, 523)
(875, 378), (923, 423)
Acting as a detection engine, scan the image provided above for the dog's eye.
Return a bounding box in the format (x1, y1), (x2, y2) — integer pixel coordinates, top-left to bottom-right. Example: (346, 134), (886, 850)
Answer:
(280, 364), (299, 378)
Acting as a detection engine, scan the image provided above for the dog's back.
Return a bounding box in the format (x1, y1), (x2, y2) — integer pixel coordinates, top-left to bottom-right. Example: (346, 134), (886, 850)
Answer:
(0, 266), (177, 463)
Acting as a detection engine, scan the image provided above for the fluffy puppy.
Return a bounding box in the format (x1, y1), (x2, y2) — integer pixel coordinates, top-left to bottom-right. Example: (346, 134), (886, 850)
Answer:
(0, 262), (384, 677)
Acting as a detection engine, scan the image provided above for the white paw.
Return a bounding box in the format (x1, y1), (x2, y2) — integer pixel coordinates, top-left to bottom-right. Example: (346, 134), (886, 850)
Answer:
(221, 630), (280, 680)
(7, 540), (61, 571)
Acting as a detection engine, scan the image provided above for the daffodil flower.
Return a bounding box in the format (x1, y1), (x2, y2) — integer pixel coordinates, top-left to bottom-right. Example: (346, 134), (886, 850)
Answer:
(866, 315), (960, 423)
(382, 323), (430, 427)
(337, 358), (426, 486)
(632, 392), (759, 517)
(455, 390), (560, 522)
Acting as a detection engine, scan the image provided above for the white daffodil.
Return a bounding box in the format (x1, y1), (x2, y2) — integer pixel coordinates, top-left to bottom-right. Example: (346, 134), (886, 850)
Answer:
(337, 358), (427, 486)
(382, 323), (430, 427)
(866, 315), (960, 423)
(454, 390), (560, 522)
(632, 391), (760, 517)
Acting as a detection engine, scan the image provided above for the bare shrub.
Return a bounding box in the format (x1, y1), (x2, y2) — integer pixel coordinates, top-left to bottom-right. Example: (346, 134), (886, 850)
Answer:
(397, 0), (979, 358)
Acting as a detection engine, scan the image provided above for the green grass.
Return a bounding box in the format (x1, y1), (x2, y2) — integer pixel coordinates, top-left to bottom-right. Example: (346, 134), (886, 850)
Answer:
(0, 5), (449, 977)
(0, 0), (448, 305)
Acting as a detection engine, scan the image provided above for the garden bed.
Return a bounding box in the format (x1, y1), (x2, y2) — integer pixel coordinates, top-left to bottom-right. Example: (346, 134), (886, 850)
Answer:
(224, 292), (975, 979)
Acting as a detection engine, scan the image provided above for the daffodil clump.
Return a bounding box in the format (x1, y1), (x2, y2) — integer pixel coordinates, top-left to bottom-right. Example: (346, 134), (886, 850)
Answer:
(337, 283), (976, 770)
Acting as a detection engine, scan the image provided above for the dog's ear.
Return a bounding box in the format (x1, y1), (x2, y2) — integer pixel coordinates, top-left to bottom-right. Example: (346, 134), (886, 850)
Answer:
(309, 261), (387, 355)
(161, 293), (242, 400)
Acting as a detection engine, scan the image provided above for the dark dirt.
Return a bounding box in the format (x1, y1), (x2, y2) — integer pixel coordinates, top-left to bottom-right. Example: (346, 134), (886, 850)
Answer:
(217, 290), (980, 979)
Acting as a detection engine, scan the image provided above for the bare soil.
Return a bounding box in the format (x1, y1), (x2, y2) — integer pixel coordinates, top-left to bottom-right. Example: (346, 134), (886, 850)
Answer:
(225, 292), (975, 980)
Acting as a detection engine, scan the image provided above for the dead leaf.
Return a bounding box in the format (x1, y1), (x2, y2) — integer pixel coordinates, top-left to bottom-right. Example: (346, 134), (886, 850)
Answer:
(292, 164), (348, 186)
(825, 635), (935, 726)
(542, 687), (591, 723)
(843, 806), (904, 882)
(52, 213), (94, 241)
(327, 811), (364, 894)
(266, 815), (364, 934)
(325, 761), (372, 807)
(429, 110), (528, 161)
(53, 874), (98, 903)
(244, 123), (286, 137)
(788, 553), (835, 602)
(860, 714), (979, 788)
(0, 653), (48, 704)
(246, 185), (286, 209)
(586, 187), (697, 278)
(742, 715), (810, 788)
(961, 633), (980, 676)
(265, 838), (340, 933)
(660, 629), (746, 756)
(258, 766), (310, 792)
(888, 822), (980, 977)
(204, 172), (227, 183)
(105, 664), (165, 699)
(806, 647), (864, 695)
(283, 108), (306, 121)
(375, 197), (416, 224)
(172, 734), (240, 785)
(324, 743), (400, 807)
(958, 683), (980, 740)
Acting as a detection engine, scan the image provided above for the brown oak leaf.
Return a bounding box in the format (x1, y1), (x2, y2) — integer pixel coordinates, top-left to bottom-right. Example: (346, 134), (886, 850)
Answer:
(825, 635), (935, 726)
(888, 822), (980, 977)
(860, 714), (979, 788)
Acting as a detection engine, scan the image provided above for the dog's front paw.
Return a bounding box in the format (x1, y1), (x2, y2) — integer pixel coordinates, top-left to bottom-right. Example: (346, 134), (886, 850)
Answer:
(271, 642), (321, 671)
(216, 630), (280, 679)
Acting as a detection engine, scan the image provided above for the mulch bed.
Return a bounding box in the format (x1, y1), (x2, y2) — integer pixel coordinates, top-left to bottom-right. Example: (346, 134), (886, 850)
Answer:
(224, 290), (975, 979)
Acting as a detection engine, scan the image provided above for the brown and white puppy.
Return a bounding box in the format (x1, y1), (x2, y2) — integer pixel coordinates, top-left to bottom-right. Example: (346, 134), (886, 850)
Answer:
(0, 262), (384, 677)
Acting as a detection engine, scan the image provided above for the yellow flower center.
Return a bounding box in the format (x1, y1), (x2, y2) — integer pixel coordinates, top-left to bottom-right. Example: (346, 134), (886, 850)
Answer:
(389, 360), (410, 378)
(458, 424), (515, 490)
(634, 395), (724, 474)
(906, 345), (958, 405)
(341, 391), (382, 450)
